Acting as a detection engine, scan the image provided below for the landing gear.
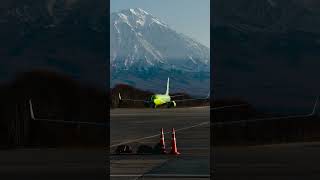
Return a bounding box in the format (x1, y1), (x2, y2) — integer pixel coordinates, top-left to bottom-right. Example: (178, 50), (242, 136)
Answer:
(151, 103), (156, 108)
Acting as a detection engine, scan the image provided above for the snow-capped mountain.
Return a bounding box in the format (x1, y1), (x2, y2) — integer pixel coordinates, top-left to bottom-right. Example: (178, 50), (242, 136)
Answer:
(110, 8), (210, 72)
(110, 8), (210, 95)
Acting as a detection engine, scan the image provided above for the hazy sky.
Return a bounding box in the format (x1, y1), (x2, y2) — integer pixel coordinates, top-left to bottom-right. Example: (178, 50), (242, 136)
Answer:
(111, 0), (210, 48)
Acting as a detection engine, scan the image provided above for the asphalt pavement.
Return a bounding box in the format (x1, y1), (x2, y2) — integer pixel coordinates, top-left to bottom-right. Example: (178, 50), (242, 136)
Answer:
(110, 107), (210, 180)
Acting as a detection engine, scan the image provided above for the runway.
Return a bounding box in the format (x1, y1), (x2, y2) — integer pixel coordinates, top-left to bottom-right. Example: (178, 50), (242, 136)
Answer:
(110, 107), (210, 180)
(3, 106), (320, 179)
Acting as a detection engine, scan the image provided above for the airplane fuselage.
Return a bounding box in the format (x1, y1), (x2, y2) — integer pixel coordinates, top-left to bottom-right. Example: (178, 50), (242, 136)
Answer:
(149, 94), (176, 108)
(153, 94), (171, 105)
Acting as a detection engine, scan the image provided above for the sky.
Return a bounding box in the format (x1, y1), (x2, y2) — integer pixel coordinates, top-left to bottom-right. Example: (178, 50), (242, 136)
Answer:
(111, 0), (210, 48)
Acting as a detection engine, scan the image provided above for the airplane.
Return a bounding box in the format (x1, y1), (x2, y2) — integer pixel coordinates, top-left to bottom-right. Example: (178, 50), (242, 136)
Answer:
(118, 77), (209, 108)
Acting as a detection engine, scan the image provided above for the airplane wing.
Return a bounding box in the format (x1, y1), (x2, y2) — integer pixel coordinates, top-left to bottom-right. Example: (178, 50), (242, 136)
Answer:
(118, 93), (150, 102)
(28, 99), (107, 127)
(170, 94), (185, 98)
(174, 98), (209, 102)
(213, 96), (319, 126)
(173, 92), (210, 102)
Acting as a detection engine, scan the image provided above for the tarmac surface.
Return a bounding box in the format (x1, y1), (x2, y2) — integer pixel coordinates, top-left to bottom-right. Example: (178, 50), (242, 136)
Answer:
(110, 107), (320, 180)
(110, 107), (211, 180)
(3, 106), (320, 179)
(214, 142), (320, 180)
(0, 148), (107, 180)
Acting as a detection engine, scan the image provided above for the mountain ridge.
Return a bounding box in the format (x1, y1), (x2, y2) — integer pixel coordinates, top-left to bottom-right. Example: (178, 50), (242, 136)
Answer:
(110, 8), (210, 95)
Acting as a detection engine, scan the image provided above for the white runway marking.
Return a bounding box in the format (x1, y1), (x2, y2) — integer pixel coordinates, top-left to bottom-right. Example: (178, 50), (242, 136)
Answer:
(110, 121), (209, 148)
(214, 113), (314, 126)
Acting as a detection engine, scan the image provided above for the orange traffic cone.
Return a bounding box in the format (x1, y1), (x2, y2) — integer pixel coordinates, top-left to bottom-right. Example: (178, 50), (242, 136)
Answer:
(170, 128), (180, 155)
(159, 128), (166, 154)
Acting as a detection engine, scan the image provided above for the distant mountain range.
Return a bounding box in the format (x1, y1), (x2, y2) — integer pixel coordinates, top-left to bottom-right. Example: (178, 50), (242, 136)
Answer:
(110, 8), (210, 96)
